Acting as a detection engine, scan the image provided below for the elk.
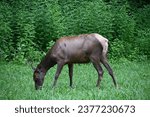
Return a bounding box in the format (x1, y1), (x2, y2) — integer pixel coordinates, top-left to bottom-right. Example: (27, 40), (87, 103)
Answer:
(33, 33), (117, 90)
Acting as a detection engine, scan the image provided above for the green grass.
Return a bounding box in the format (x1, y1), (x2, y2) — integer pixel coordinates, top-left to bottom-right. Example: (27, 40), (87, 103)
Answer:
(0, 60), (150, 100)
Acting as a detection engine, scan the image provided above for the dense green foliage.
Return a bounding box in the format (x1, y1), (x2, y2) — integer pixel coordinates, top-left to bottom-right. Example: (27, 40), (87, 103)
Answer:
(0, 1), (149, 100)
(0, 0), (150, 62)
(0, 60), (150, 99)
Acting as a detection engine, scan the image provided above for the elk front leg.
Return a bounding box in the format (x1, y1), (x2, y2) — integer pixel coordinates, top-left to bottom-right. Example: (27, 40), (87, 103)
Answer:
(68, 64), (73, 87)
(52, 62), (64, 88)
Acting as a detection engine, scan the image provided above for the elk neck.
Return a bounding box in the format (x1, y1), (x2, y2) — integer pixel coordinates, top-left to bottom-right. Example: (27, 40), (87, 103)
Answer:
(37, 50), (56, 74)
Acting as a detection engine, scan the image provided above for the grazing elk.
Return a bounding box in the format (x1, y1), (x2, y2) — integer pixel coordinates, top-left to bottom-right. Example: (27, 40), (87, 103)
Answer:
(33, 33), (117, 90)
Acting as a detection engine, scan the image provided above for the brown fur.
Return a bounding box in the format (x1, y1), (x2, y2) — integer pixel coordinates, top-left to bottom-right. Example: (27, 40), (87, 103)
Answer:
(33, 33), (117, 90)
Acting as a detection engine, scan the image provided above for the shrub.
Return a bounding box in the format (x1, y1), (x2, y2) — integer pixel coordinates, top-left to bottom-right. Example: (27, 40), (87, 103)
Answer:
(0, 1), (14, 60)
(0, 0), (149, 62)
(135, 5), (150, 59)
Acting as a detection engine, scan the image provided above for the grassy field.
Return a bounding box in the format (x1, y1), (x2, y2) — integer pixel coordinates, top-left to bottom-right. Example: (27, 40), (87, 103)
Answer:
(0, 60), (150, 100)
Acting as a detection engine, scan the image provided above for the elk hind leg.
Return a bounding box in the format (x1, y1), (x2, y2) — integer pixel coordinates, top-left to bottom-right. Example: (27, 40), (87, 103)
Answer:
(101, 58), (117, 87)
(90, 57), (103, 88)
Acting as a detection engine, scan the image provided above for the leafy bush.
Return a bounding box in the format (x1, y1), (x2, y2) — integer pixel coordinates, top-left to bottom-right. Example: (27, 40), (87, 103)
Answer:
(0, 1), (14, 60)
(46, 40), (55, 51)
(0, 0), (150, 62)
(135, 5), (150, 59)
(110, 39), (139, 60)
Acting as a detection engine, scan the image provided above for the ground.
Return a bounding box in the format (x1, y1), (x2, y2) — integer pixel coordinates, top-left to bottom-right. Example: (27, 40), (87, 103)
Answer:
(0, 60), (150, 100)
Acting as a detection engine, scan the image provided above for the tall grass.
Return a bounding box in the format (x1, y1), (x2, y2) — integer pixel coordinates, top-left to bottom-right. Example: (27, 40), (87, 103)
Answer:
(0, 60), (150, 100)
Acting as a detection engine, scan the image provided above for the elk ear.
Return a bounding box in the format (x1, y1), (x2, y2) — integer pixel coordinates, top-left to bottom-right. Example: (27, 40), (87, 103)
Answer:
(26, 60), (36, 71)
(32, 67), (36, 71)
(31, 64), (36, 71)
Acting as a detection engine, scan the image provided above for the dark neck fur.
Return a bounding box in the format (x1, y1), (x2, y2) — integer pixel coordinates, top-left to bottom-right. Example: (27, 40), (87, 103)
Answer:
(37, 50), (56, 74)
